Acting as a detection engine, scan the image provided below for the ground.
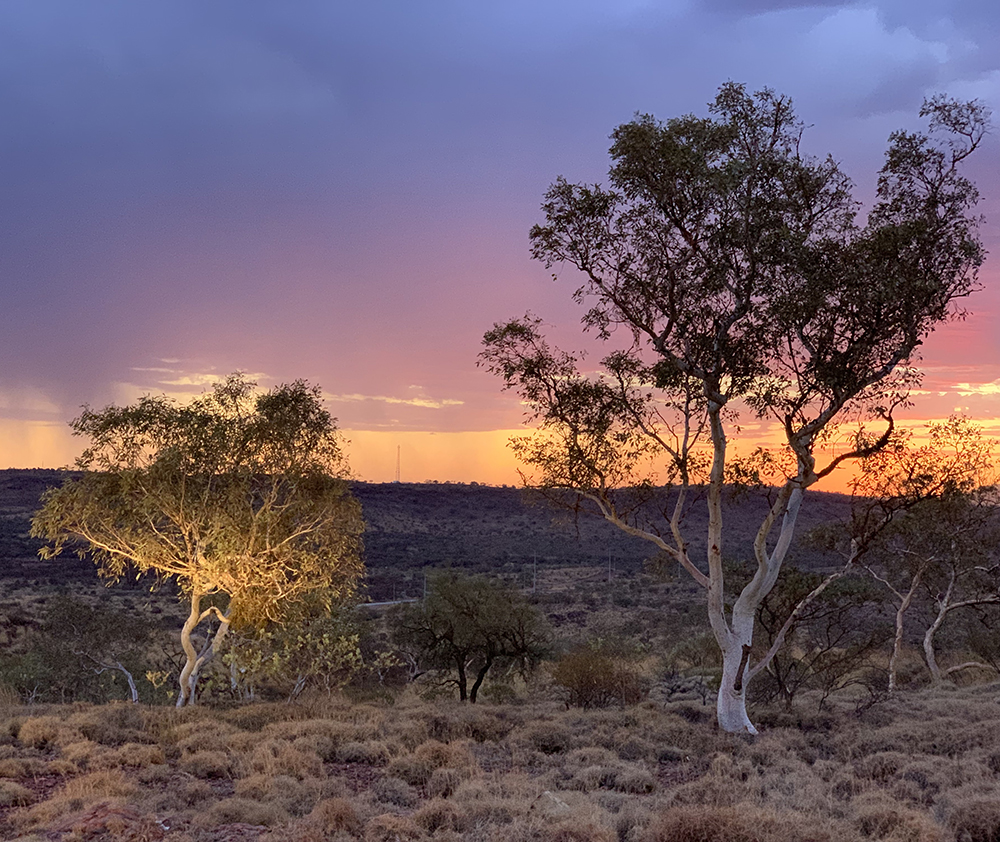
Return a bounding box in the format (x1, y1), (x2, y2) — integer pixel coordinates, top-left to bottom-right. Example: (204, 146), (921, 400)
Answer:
(0, 684), (998, 841)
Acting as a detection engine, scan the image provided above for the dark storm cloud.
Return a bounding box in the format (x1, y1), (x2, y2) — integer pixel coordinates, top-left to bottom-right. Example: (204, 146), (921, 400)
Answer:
(0, 0), (997, 466)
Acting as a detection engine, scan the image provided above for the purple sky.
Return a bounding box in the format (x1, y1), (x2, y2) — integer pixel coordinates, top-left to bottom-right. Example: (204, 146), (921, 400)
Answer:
(2, 0), (999, 483)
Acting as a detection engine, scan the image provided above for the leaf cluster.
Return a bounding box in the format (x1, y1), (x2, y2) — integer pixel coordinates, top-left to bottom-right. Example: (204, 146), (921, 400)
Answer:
(389, 572), (549, 702)
(487, 82), (988, 492)
(30, 373), (364, 627)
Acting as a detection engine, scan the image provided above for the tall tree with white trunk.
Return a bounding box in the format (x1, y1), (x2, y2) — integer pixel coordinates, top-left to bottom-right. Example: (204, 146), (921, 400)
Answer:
(481, 84), (988, 733)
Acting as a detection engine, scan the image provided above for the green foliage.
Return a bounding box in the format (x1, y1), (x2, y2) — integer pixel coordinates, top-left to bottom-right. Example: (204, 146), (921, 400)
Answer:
(0, 595), (162, 704)
(484, 86), (987, 502)
(31, 374), (363, 623)
(224, 606), (362, 701)
(30, 373), (365, 705)
(749, 567), (890, 709)
(389, 572), (549, 703)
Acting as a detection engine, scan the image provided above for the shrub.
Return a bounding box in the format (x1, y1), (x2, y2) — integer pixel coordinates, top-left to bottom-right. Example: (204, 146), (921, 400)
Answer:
(95, 742), (165, 769)
(180, 749), (231, 779)
(947, 797), (1000, 842)
(243, 738), (324, 779)
(427, 766), (472, 798)
(333, 738), (390, 765)
(644, 805), (838, 842)
(308, 797), (362, 836)
(414, 798), (465, 833)
(69, 703), (147, 745)
(853, 794), (946, 842)
(15, 769), (140, 830)
(371, 775), (418, 808)
(0, 757), (46, 777)
(615, 766), (656, 794)
(172, 718), (240, 754)
(178, 779), (214, 806)
(0, 779), (33, 807)
(525, 722), (572, 754)
(855, 751), (909, 783)
(387, 739), (473, 786)
(17, 715), (64, 749)
(364, 813), (424, 841)
(552, 647), (645, 709)
(199, 796), (290, 828)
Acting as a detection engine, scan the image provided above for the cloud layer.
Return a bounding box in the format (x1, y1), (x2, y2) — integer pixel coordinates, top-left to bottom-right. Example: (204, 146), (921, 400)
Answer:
(1, 1), (998, 481)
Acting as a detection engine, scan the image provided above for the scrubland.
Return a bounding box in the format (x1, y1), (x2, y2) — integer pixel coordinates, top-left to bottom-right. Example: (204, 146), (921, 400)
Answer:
(0, 682), (999, 842)
(2, 472), (997, 841)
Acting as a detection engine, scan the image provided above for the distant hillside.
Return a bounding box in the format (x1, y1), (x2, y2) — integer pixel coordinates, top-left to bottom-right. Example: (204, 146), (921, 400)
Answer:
(0, 469), (852, 600)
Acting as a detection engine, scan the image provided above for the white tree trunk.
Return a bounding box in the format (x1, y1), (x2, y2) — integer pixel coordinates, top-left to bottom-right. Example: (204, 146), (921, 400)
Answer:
(176, 591), (230, 707)
(177, 592), (202, 707)
(717, 635), (756, 734)
(887, 575), (920, 694)
(922, 581), (951, 684)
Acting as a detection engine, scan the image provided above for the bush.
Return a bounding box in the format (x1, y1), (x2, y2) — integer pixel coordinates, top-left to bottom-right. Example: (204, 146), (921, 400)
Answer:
(180, 749), (231, 779)
(0, 779), (33, 807)
(308, 797), (362, 835)
(552, 647), (645, 709)
(644, 806), (838, 842)
(199, 796), (290, 828)
(526, 722), (573, 754)
(947, 797), (1000, 842)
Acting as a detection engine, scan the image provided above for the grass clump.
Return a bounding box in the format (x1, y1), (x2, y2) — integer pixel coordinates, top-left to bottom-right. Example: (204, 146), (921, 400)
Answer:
(179, 749), (231, 779)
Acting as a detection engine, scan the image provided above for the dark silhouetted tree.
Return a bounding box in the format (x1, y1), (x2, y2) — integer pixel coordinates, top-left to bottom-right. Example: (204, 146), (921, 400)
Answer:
(482, 84), (988, 732)
(390, 572), (548, 703)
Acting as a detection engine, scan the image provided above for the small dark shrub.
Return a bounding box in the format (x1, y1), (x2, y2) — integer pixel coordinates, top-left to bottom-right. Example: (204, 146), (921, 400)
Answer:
(552, 648), (644, 709)
(526, 723), (572, 754)
(947, 797), (1000, 842)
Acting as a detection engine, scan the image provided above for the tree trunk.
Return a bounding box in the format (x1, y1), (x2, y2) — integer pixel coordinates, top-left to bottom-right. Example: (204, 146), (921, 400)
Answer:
(187, 615), (230, 705)
(176, 591), (231, 707)
(888, 575), (920, 694)
(717, 638), (756, 734)
(456, 659), (468, 702)
(177, 591), (203, 707)
(923, 606), (946, 684)
(117, 662), (139, 704)
(469, 658), (493, 704)
(923, 570), (955, 684)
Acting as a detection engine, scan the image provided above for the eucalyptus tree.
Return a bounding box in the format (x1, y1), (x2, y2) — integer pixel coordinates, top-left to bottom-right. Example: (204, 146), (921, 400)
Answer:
(31, 374), (364, 706)
(854, 418), (1000, 691)
(389, 572), (549, 703)
(482, 84), (987, 732)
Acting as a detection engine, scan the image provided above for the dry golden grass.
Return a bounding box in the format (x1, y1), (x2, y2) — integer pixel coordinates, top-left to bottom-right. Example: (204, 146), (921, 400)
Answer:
(1, 684), (999, 840)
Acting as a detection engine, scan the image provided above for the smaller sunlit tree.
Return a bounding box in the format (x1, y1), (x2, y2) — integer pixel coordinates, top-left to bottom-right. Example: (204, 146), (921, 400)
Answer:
(31, 373), (364, 706)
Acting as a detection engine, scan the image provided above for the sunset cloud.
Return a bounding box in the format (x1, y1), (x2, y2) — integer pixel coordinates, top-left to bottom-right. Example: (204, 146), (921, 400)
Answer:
(327, 392), (464, 410)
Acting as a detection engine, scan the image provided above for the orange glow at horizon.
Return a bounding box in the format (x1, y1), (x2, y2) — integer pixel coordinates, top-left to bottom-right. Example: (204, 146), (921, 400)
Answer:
(1, 417), (994, 498)
(0, 419), (81, 469)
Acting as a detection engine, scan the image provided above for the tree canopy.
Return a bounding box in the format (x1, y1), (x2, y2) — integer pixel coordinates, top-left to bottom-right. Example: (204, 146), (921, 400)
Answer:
(481, 83), (988, 732)
(31, 373), (364, 705)
(390, 572), (549, 703)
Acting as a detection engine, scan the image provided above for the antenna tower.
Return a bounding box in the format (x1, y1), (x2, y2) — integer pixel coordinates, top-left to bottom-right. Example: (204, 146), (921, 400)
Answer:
(395, 445), (401, 483)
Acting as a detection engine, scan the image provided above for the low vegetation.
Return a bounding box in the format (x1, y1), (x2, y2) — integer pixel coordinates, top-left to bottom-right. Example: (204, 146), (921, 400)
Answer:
(1, 683), (999, 840)
(3, 465), (1000, 840)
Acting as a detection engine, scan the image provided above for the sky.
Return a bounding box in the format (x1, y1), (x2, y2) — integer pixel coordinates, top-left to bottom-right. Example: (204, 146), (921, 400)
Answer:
(1, 0), (999, 489)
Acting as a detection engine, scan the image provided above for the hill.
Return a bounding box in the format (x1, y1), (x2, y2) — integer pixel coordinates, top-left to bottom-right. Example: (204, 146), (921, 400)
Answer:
(0, 470), (852, 600)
